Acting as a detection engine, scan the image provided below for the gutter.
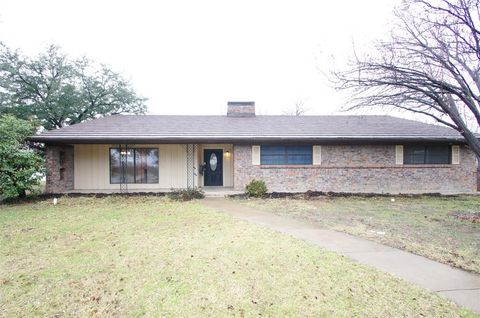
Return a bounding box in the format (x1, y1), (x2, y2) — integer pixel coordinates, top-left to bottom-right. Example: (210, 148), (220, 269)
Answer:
(28, 135), (466, 145)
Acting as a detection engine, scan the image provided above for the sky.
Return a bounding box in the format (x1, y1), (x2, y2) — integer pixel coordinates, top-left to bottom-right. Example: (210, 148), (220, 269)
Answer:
(0, 0), (401, 116)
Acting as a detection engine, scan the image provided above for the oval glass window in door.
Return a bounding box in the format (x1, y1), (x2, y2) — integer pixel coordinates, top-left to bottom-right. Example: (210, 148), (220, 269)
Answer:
(209, 153), (218, 171)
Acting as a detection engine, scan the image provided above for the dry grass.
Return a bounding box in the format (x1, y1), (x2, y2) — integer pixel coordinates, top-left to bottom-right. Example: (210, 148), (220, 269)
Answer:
(0, 196), (476, 317)
(239, 195), (480, 274)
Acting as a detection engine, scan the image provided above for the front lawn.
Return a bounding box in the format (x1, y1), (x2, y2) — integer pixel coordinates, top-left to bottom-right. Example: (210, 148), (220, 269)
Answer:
(0, 197), (476, 317)
(238, 195), (480, 274)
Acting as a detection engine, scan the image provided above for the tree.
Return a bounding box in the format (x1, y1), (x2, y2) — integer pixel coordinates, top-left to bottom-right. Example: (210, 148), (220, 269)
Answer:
(0, 44), (147, 130)
(283, 99), (309, 116)
(0, 115), (44, 199)
(332, 0), (480, 157)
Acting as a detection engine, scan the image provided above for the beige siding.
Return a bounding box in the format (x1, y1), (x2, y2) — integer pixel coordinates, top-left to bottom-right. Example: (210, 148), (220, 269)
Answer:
(74, 143), (234, 191)
(74, 144), (188, 190)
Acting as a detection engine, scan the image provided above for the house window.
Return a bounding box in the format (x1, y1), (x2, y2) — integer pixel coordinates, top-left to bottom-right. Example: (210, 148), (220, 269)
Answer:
(260, 145), (313, 165)
(403, 145), (451, 164)
(110, 148), (159, 184)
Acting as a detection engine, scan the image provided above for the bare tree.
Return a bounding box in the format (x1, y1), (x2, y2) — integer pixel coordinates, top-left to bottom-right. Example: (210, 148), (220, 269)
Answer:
(333, 0), (480, 157)
(283, 98), (309, 116)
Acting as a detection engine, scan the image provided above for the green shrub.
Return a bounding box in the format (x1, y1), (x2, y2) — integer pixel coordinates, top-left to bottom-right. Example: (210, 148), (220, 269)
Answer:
(0, 116), (44, 200)
(245, 179), (268, 198)
(168, 188), (205, 201)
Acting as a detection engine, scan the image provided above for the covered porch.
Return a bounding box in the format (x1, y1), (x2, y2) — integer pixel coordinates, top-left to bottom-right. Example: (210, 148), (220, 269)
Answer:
(46, 143), (236, 193)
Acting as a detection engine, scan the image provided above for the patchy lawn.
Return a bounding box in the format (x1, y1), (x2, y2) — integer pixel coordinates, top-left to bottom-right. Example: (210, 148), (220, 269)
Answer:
(238, 195), (480, 274)
(0, 197), (476, 317)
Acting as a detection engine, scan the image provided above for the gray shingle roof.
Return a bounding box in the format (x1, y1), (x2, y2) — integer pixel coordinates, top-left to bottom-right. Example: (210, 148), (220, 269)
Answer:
(29, 114), (464, 144)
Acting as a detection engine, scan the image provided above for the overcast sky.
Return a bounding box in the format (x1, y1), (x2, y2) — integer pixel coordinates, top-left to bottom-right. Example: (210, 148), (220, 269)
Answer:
(0, 0), (401, 116)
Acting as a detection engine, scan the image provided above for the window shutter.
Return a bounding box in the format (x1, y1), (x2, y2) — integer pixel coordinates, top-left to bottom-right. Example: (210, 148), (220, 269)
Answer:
(252, 145), (260, 165)
(313, 145), (322, 165)
(451, 145), (460, 164)
(395, 145), (404, 165)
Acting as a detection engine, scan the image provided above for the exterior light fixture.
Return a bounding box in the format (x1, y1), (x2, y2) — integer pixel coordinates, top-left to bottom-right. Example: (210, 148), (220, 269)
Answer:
(225, 150), (231, 158)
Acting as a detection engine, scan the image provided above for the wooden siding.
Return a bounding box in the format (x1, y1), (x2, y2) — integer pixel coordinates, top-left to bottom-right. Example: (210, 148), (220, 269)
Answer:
(74, 144), (189, 190)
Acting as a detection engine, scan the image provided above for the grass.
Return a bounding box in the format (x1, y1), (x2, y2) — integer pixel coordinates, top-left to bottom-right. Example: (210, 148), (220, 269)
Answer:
(238, 195), (480, 274)
(0, 196), (477, 317)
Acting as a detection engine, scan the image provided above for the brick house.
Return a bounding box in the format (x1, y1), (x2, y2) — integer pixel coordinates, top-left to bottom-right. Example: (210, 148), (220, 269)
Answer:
(30, 102), (478, 194)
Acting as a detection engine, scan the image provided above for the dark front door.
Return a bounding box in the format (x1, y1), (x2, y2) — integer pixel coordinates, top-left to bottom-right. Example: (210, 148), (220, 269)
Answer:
(204, 149), (223, 186)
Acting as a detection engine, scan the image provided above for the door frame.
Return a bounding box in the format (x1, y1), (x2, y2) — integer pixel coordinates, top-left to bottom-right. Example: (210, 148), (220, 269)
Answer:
(203, 148), (224, 186)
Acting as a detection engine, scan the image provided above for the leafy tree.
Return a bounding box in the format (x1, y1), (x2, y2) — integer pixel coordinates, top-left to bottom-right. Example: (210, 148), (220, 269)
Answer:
(0, 44), (146, 130)
(0, 115), (44, 199)
(333, 0), (480, 157)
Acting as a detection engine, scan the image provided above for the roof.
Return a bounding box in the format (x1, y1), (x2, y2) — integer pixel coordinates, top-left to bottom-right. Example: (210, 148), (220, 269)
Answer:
(29, 114), (465, 144)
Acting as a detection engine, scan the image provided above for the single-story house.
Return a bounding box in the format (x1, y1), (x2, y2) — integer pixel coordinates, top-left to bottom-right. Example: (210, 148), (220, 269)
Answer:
(30, 102), (478, 194)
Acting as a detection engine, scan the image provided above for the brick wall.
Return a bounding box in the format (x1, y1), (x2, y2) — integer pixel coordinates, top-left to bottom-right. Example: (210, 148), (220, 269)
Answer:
(45, 145), (74, 193)
(477, 157), (480, 192)
(233, 144), (478, 194)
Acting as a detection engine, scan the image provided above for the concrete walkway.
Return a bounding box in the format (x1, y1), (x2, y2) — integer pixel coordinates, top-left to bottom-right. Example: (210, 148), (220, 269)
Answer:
(202, 198), (480, 313)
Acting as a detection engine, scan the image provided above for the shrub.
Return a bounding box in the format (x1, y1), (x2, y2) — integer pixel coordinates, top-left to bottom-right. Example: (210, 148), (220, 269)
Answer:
(167, 188), (205, 201)
(0, 116), (44, 200)
(245, 179), (268, 198)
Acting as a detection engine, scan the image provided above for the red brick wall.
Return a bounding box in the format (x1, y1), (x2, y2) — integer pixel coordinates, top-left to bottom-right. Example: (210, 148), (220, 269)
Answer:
(477, 158), (479, 192)
(45, 145), (74, 193)
(234, 144), (478, 194)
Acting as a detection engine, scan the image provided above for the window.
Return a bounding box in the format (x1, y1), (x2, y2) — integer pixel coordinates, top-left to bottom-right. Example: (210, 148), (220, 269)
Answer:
(403, 145), (451, 164)
(110, 148), (159, 184)
(260, 145), (313, 165)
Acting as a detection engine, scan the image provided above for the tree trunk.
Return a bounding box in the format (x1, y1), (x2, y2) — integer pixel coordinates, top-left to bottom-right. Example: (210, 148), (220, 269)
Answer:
(461, 130), (480, 158)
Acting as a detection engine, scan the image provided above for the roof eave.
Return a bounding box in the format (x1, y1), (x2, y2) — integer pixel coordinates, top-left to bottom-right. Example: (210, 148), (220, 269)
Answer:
(28, 135), (466, 144)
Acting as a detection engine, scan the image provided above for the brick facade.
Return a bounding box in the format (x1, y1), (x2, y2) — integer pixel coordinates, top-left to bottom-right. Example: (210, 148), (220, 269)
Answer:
(44, 143), (477, 194)
(227, 102), (255, 117)
(478, 159), (480, 191)
(45, 145), (74, 193)
(233, 144), (478, 193)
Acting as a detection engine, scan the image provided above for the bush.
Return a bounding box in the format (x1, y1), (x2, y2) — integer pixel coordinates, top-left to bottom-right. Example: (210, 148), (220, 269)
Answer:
(0, 116), (44, 200)
(245, 179), (268, 198)
(167, 188), (205, 201)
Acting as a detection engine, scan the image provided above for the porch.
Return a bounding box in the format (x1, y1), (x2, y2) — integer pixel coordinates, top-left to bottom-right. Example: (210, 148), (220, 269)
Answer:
(48, 143), (236, 193)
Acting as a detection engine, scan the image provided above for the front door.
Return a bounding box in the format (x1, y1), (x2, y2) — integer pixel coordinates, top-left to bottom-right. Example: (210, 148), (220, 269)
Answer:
(203, 149), (223, 186)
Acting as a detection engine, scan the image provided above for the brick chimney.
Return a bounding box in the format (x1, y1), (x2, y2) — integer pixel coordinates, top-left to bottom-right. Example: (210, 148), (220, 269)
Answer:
(227, 101), (255, 117)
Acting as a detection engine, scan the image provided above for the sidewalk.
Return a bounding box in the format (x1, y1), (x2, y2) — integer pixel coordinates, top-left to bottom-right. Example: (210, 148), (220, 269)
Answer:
(202, 198), (480, 313)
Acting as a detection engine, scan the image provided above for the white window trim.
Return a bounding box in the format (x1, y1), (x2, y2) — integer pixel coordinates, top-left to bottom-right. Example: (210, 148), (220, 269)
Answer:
(395, 145), (404, 165)
(252, 145), (260, 165)
(313, 145), (322, 165)
(451, 145), (460, 164)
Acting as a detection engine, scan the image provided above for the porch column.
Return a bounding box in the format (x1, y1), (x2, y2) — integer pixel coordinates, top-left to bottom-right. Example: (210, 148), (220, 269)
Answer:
(186, 144), (198, 189)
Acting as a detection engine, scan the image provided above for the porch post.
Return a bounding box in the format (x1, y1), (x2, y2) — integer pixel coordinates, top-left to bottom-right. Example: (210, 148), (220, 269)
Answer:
(186, 144), (197, 189)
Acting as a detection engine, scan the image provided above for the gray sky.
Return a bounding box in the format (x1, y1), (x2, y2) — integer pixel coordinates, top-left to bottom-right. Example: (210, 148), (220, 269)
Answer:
(0, 0), (400, 116)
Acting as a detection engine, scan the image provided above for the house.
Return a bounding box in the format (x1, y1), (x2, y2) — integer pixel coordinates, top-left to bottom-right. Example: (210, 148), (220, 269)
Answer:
(30, 102), (478, 194)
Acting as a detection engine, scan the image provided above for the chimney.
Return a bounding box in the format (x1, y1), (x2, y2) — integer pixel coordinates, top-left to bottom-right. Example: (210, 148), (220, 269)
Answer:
(227, 101), (255, 117)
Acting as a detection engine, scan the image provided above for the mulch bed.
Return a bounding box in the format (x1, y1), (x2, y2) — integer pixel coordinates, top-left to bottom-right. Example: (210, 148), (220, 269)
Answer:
(230, 190), (461, 200)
